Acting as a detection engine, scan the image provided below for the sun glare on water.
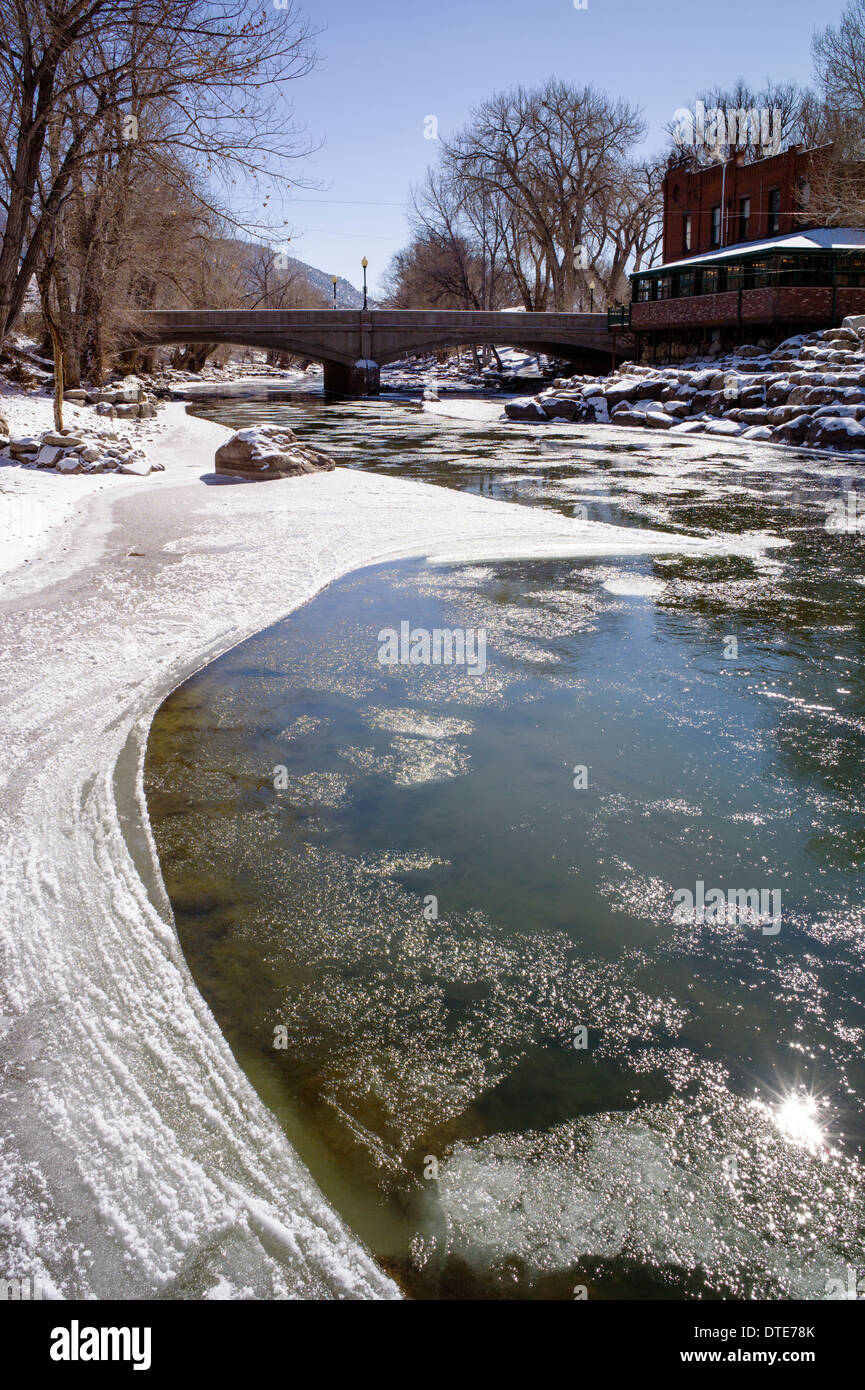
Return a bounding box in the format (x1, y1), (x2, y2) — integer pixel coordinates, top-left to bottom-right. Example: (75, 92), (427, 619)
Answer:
(773, 1092), (826, 1151)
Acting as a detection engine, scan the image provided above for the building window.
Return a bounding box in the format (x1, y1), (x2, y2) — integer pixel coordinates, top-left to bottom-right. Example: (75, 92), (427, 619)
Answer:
(723, 264), (745, 292)
(656, 275), (673, 300)
(739, 196), (751, 240)
(745, 258), (773, 289)
(767, 187), (781, 235)
(682, 213), (692, 253)
(837, 252), (865, 286)
(777, 255), (803, 284)
(676, 270), (696, 297)
(699, 267), (719, 295)
(635, 277), (652, 302)
(711, 205), (721, 246)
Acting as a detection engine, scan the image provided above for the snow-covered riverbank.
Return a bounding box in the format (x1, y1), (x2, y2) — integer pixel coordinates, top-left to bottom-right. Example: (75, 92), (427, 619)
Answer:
(505, 319), (865, 456)
(0, 396), (783, 1300)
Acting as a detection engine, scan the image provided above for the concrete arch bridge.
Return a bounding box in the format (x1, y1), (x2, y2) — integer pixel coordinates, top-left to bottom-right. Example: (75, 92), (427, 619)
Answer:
(130, 309), (632, 394)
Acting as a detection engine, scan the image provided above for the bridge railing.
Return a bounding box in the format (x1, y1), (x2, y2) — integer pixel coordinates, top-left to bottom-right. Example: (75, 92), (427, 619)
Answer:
(607, 305), (630, 330)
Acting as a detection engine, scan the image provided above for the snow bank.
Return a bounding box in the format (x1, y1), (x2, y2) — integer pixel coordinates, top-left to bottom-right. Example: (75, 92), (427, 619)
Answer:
(0, 397), (778, 1300)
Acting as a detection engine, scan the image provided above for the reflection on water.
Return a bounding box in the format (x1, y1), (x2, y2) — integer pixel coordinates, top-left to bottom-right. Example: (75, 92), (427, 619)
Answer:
(144, 391), (865, 1298)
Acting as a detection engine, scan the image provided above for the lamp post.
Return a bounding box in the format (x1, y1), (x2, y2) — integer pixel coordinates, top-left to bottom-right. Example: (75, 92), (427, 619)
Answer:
(361, 256), (369, 311)
(331, 274), (338, 309)
(589, 279), (595, 313)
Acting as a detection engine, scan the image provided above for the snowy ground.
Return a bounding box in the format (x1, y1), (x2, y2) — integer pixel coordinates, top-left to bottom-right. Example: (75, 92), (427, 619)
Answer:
(0, 392), (782, 1300)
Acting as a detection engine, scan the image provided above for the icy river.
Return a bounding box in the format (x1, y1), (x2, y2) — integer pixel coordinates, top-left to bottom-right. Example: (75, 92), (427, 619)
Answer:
(143, 385), (865, 1299)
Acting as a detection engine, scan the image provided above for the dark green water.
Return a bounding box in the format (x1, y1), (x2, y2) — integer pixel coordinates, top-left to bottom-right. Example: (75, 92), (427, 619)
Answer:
(144, 389), (865, 1299)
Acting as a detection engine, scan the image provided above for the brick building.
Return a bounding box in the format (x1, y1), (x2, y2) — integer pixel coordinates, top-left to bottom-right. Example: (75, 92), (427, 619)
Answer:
(628, 144), (865, 362)
(661, 144), (830, 263)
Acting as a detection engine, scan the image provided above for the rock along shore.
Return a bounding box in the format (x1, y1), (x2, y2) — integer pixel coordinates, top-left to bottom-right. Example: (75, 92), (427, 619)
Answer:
(506, 318), (865, 453)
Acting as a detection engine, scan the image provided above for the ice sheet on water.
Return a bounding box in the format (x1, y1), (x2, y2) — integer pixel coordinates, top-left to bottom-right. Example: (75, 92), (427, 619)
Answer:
(418, 1096), (864, 1298)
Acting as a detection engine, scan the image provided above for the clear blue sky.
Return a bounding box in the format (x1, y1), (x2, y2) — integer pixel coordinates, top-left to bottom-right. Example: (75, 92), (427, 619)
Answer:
(263, 0), (847, 294)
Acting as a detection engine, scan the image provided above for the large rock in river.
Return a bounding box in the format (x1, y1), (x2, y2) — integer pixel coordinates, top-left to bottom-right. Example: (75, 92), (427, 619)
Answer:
(215, 426), (336, 480)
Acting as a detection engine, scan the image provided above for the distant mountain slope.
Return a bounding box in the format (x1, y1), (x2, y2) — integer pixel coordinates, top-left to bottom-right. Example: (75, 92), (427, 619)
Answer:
(219, 238), (369, 309)
(291, 257), (369, 309)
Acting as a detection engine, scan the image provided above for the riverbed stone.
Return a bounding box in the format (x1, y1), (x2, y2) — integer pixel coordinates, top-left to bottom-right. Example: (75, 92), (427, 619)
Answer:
(36, 444), (65, 467)
(805, 416), (865, 451)
(214, 426), (335, 479)
(504, 397), (547, 420)
(541, 396), (581, 420)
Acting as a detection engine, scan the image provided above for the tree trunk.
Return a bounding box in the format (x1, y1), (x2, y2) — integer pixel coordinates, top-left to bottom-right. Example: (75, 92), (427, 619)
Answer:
(48, 319), (65, 431)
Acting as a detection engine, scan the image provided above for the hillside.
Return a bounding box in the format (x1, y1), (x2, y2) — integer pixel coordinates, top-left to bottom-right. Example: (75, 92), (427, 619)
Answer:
(218, 238), (368, 309)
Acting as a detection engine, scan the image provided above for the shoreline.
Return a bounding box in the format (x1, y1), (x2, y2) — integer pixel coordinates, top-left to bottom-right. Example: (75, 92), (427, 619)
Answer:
(0, 393), (787, 1299)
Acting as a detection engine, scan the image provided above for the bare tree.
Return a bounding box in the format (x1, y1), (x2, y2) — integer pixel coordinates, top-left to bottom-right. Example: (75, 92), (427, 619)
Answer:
(0, 0), (318, 350)
(813, 0), (865, 121)
(443, 81), (646, 311)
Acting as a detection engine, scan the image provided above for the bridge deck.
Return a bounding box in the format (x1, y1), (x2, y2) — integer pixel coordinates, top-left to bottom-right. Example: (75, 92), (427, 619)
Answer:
(130, 308), (632, 393)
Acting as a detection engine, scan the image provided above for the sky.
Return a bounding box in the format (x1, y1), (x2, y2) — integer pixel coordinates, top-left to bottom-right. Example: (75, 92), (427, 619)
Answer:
(259, 0), (849, 295)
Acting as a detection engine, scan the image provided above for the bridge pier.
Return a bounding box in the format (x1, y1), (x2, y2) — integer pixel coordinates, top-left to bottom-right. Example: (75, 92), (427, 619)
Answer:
(323, 359), (380, 396)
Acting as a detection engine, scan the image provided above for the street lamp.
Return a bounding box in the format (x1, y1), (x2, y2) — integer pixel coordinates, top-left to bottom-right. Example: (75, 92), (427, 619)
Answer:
(331, 274), (338, 309)
(589, 278), (595, 313)
(361, 256), (369, 311)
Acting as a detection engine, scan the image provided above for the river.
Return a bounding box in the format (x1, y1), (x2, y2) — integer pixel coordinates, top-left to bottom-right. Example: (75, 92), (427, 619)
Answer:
(143, 384), (865, 1300)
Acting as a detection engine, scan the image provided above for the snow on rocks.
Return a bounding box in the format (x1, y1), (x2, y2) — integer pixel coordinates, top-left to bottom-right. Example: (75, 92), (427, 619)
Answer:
(214, 426), (336, 480)
(60, 375), (160, 420)
(3, 423), (158, 477)
(504, 318), (865, 455)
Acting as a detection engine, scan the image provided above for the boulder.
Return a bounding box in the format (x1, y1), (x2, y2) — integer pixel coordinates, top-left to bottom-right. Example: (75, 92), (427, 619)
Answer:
(803, 387), (840, 406)
(541, 396), (581, 420)
(742, 425), (773, 441)
(610, 409), (651, 428)
(603, 380), (644, 409)
(772, 414), (812, 444)
(670, 420), (707, 435)
(631, 379), (669, 402)
(214, 426), (335, 480)
(805, 416), (865, 451)
(43, 432), (84, 447)
(504, 397), (547, 421)
(36, 444), (65, 467)
(702, 418), (745, 436)
(583, 395), (609, 423)
(768, 404), (809, 424)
